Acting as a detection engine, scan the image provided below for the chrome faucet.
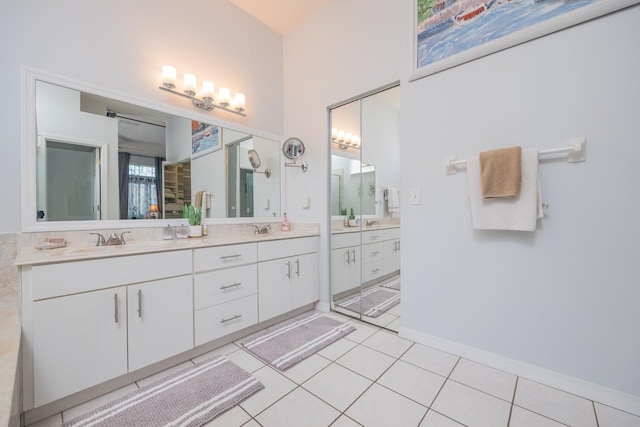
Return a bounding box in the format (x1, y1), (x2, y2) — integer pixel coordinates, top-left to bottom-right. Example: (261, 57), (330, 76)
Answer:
(90, 231), (131, 246)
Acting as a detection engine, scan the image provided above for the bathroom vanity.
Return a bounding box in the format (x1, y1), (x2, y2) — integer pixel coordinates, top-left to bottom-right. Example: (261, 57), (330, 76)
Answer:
(17, 230), (319, 414)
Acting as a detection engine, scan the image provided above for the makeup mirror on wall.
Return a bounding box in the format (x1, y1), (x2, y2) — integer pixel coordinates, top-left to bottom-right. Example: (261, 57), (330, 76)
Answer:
(329, 83), (401, 331)
(26, 74), (282, 230)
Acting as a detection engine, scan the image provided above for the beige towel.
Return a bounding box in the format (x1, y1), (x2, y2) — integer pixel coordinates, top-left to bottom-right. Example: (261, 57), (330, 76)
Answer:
(480, 146), (522, 198)
(467, 148), (543, 231)
(194, 190), (204, 209)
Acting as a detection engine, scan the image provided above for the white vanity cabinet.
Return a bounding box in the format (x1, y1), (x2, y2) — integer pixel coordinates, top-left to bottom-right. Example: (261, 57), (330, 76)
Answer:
(24, 250), (193, 407)
(331, 232), (361, 295)
(383, 227), (401, 275)
(193, 243), (258, 346)
(257, 237), (318, 321)
(362, 230), (385, 284)
(32, 287), (128, 408)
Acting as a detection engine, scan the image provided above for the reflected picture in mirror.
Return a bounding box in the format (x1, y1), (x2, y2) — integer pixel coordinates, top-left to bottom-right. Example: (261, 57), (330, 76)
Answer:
(31, 79), (282, 226)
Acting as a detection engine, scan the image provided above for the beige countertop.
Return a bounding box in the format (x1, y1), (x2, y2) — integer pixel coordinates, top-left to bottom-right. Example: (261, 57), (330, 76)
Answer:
(332, 224), (400, 235)
(0, 304), (20, 427)
(16, 229), (319, 266)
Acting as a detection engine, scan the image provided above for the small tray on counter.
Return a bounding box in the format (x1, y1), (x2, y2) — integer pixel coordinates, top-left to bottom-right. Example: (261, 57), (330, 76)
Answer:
(35, 237), (67, 250)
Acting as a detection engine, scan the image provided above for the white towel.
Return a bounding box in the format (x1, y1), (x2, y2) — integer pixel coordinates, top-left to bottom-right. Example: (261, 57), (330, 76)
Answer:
(387, 187), (400, 213)
(467, 148), (543, 231)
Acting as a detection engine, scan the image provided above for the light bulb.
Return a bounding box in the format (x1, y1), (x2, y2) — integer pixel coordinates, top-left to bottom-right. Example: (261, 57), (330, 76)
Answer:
(183, 74), (197, 96)
(218, 87), (231, 107)
(234, 93), (246, 112)
(161, 65), (176, 89)
(202, 81), (215, 101)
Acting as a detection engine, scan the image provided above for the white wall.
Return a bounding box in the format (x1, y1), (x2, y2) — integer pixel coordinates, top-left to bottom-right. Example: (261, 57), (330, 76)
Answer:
(283, 0), (640, 404)
(0, 0), (283, 232)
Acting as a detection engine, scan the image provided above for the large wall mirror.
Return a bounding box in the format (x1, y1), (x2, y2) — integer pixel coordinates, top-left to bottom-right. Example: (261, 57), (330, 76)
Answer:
(25, 72), (281, 231)
(329, 83), (401, 331)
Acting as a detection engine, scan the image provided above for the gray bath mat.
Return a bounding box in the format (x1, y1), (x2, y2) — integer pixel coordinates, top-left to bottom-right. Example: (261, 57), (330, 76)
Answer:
(337, 287), (400, 318)
(241, 313), (355, 371)
(63, 356), (263, 427)
(381, 277), (401, 291)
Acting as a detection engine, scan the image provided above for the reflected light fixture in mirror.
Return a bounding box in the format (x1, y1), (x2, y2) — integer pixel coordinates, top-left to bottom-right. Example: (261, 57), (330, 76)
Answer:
(331, 127), (360, 149)
(159, 65), (246, 116)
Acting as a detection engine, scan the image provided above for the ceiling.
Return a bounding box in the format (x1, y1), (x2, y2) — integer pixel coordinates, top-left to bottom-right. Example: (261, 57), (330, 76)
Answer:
(228, 0), (332, 34)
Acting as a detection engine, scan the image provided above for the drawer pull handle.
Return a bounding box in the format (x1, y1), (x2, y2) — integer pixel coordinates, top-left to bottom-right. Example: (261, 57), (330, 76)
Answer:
(220, 254), (242, 260)
(370, 236), (379, 240)
(220, 314), (242, 324)
(345, 250), (350, 264)
(351, 249), (356, 263)
(372, 268), (380, 273)
(137, 289), (142, 318)
(220, 282), (242, 290)
(114, 293), (119, 324)
(371, 251), (380, 256)
(286, 261), (291, 278)
(295, 259), (300, 277)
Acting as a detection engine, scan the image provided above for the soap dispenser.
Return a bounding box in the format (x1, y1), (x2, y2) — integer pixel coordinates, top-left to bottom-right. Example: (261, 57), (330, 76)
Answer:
(281, 213), (290, 231)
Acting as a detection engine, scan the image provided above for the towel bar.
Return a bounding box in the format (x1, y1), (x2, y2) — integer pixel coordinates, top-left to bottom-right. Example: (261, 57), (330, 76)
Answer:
(445, 137), (586, 175)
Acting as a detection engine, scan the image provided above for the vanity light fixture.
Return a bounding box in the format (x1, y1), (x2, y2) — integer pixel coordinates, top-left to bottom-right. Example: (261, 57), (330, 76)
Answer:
(331, 127), (360, 149)
(159, 65), (247, 117)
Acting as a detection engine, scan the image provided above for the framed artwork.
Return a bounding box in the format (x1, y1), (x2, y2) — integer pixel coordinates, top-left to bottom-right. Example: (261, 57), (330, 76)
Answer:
(411, 0), (638, 81)
(191, 120), (221, 158)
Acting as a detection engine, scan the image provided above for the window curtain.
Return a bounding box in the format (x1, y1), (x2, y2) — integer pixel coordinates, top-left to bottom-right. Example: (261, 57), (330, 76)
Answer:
(128, 171), (156, 219)
(118, 152), (130, 219)
(155, 157), (164, 219)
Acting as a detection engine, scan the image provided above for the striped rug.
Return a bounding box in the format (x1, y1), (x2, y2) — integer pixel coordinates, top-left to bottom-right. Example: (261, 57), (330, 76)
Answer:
(381, 277), (401, 291)
(337, 287), (400, 318)
(63, 356), (263, 427)
(241, 313), (355, 370)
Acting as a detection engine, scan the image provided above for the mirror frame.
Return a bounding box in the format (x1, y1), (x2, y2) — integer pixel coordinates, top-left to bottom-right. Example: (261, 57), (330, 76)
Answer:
(21, 66), (285, 232)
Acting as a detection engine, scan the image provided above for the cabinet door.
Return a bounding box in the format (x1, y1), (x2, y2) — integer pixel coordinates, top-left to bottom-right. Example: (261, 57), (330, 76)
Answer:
(258, 258), (292, 321)
(331, 248), (352, 295)
(348, 246), (362, 290)
(32, 287), (127, 406)
(383, 239), (400, 275)
(127, 275), (194, 372)
(292, 252), (318, 308)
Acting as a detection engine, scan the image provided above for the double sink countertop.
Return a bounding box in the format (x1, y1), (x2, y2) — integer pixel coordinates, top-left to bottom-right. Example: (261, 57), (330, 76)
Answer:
(15, 228), (320, 266)
(331, 223), (400, 235)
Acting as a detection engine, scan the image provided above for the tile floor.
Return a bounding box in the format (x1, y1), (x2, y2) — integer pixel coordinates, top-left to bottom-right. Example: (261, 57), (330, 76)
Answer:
(30, 310), (640, 427)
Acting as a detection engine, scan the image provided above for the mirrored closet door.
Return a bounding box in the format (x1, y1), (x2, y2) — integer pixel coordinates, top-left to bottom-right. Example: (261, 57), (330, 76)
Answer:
(329, 83), (401, 331)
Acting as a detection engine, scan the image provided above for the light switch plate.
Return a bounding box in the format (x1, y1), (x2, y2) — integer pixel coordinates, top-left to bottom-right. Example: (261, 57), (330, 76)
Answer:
(301, 196), (310, 209)
(409, 188), (421, 205)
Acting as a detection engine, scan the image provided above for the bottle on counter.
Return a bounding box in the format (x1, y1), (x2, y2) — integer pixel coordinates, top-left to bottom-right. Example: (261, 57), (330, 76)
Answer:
(281, 213), (290, 231)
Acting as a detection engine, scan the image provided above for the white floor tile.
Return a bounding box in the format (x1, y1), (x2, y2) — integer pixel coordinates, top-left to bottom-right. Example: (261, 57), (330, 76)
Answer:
(227, 349), (266, 373)
(361, 329), (413, 358)
(594, 402), (640, 427)
(431, 380), (511, 427)
(239, 366), (297, 416)
(256, 387), (340, 427)
(303, 363), (373, 411)
(192, 342), (241, 364)
(317, 337), (358, 361)
(449, 358), (516, 402)
(420, 410), (465, 427)
(401, 343), (459, 377)
(514, 378), (597, 427)
(378, 360), (446, 407)
(241, 420), (261, 427)
(203, 406), (251, 426)
(28, 413), (62, 427)
(509, 406), (566, 427)
(336, 344), (396, 381)
(387, 302), (402, 317)
(385, 317), (401, 332)
(330, 415), (363, 426)
(362, 312), (398, 328)
(280, 353), (331, 384)
(346, 383), (427, 427)
(62, 383), (139, 422)
(136, 360), (194, 388)
(344, 320), (380, 343)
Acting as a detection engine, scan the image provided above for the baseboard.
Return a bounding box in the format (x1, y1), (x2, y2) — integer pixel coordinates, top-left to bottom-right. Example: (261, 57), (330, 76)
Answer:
(398, 326), (640, 417)
(314, 301), (331, 312)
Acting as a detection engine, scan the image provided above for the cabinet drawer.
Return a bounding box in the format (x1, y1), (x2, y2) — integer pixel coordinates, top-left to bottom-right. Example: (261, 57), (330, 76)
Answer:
(362, 230), (384, 244)
(331, 232), (360, 249)
(195, 295), (258, 346)
(383, 227), (400, 240)
(194, 243), (257, 272)
(363, 260), (384, 283)
(363, 242), (384, 263)
(194, 264), (257, 310)
(32, 250), (192, 300)
(258, 237), (318, 261)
